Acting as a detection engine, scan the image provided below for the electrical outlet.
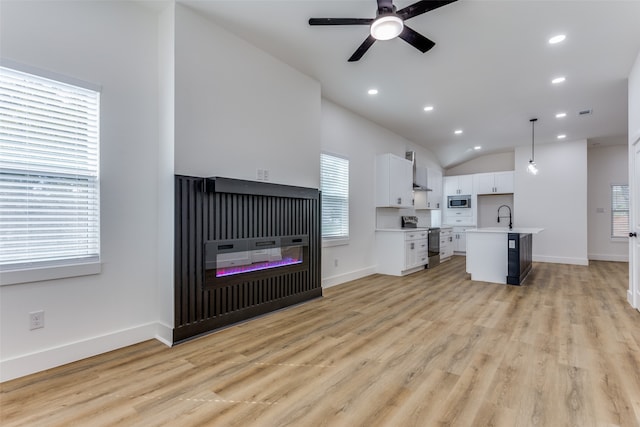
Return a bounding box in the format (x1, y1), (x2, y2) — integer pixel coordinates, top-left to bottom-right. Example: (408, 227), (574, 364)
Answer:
(29, 311), (44, 330)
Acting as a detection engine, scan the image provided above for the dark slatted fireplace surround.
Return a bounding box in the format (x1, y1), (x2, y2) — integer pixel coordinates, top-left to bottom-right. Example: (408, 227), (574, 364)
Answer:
(174, 176), (322, 343)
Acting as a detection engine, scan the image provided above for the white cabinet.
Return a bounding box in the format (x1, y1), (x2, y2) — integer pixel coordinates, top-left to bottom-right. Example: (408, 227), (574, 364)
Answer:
(376, 230), (428, 276)
(440, 227), (454, 261)
(426, 168), (443, 209)
(444, 175), (474, 196)
(444, 208), (475, 226)
(404, 231), (429, 269)
(475, 171), (514, 195)
(376, 154), (413, 208)
(452, 226), (474, 253)
(414, 167), (443, 210)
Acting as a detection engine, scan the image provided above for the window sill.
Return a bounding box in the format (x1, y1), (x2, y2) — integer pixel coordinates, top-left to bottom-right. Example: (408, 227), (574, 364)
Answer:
(0, 262), (101, 286)
(323, 238), (349, 248)
(610, 237), (629, 243)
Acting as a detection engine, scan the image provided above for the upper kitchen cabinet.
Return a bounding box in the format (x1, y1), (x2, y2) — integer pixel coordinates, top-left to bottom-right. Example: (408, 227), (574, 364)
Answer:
(444, 174), (474, 196)
(414, 167), (443, 210)
(426, 168), (443, 209)
(376, 153), (413, 208)
(475, 171), (514, 195)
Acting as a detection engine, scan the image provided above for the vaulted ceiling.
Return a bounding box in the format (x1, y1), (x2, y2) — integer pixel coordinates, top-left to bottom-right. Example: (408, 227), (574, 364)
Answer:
(179, 0), (640, 167)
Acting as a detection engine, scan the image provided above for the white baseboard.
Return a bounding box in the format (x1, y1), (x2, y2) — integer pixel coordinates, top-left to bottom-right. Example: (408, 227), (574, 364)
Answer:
(322, 266), (376, 289)
(588, 253), (629, 262)
(533, 255), (589, 266)
(155, 322), (174, 347)
(628, 289), (635, 308)
(0, 322), (171, 383)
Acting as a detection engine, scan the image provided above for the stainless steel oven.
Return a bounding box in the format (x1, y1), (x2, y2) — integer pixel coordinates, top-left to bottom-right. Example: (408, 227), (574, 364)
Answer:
(427, 228), (440, 268)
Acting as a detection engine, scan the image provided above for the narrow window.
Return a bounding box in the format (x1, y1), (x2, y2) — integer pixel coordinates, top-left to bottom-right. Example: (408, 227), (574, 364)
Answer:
(320, 153), (349, 242)
(0, 66), (100, 275)
(611, 184), (629, 238)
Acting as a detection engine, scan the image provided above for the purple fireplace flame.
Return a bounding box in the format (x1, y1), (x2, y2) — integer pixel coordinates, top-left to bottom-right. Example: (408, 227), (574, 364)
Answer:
(216, 256), (303, 277)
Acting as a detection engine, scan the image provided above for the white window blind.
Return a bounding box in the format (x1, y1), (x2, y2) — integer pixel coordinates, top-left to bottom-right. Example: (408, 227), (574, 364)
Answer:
(611, 184), (629, 238)
(320, 153), (349, 240)
(0, 66), (100, 271)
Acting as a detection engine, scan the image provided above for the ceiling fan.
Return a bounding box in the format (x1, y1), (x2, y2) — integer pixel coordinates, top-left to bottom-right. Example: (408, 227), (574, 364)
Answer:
(309, 0), (458, 62)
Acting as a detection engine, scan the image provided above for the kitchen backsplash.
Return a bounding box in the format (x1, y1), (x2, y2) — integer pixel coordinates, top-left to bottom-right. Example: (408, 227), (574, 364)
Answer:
(376, 206), (434, 229)
(477, 194), (514, 228)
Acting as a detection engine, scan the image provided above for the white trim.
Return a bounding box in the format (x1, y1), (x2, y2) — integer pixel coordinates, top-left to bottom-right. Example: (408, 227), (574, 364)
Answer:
(322, 266), (376, 288)
(155, 322), (174, 347)
(0, 57), (102, 92)
(0, 322), (170, 382)
(588, 253), (629, 262)
(0, 262), (102, 286)
(322, 238), (349, 248)
(532, 255), (589, 266)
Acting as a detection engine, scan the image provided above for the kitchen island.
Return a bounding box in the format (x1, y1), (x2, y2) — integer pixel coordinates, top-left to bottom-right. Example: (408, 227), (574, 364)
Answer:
(466, 227), (543, 285)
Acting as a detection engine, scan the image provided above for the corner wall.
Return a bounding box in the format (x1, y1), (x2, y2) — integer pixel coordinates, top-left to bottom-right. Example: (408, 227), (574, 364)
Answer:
(173, 4), (321, 188)
(514, 140), (588, 265)
(0, 1), (165, 381)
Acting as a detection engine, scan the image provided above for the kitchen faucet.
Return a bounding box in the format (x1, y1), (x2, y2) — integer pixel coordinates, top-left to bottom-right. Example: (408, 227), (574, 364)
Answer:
(497, 205), (512, 230)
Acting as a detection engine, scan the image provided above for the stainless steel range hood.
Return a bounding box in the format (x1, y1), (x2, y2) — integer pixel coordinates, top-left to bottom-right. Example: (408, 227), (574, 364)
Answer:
(405, 151), (431, 191)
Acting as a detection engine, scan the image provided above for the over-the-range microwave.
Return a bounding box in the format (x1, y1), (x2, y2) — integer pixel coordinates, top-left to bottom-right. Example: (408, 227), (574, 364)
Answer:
(448, 195), (471, 209)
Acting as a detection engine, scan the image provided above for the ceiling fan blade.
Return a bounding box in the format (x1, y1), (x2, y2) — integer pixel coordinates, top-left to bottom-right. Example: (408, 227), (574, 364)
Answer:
(397, 0), (458, 20)
(348, 36), (376, 62)
(398, 25), (435, 53)
(309, 18), (373, 26)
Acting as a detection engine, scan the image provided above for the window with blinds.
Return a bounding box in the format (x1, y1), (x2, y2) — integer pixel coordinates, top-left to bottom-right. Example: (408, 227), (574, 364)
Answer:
(320, 153), (349, 241)
(611, 184), (629, 238)
(0, 65), (100, 272)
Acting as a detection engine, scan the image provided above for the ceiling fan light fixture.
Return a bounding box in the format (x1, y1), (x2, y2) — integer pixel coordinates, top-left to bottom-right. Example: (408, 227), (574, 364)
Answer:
(370, 15), (404, 40)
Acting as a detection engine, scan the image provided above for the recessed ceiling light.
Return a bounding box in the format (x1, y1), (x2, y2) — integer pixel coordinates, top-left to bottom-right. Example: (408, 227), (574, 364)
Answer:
(556, 112), (567, 118)
(552, 76), (566, 84)
(454, 129), (463, 135)
(549, 34), (566, 44)
(423, 105), (434, 112)
(368, 89), (378, 95)
(474, 146), (482, 150)
(557, 134), (566, 139)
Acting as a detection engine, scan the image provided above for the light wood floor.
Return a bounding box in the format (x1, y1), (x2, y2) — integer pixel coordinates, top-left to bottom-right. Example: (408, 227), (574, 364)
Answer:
(2, 257), (640, 426)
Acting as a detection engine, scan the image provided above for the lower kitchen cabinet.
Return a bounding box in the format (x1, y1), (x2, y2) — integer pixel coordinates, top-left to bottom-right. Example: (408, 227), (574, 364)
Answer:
(440, 227), (454, 261)
(452, 226), (474, 253)
(376, 229), (428, 276)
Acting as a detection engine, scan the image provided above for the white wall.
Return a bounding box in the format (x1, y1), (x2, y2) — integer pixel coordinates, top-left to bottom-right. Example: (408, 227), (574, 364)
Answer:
(174, 4), (321, 187)
(320, 99), (442, 287)
(588, 143), (628, 261)
(514, 140), (589, 265)
(156, 3), (176, 342)
(0, 1), (165, 381)
(445, 152), (515, 176)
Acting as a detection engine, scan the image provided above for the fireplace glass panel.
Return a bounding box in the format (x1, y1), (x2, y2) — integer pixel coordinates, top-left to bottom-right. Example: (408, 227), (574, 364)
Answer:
(215, 245), (303, 277)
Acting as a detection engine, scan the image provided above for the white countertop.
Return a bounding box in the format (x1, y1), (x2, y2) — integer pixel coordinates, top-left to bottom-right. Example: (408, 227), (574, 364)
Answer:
(466, 227), (544, 234)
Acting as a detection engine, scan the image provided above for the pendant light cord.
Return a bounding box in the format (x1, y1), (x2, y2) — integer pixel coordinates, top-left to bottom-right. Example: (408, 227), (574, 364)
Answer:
(530, 118), (538, 161)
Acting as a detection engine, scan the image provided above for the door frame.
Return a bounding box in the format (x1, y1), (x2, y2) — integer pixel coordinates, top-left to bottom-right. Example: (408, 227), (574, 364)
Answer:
(629, 134), (640, 310)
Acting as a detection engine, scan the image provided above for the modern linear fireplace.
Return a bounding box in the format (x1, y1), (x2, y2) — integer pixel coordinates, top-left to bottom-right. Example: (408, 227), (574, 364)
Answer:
(174, 175), (321, 343)
(204, 235), (309, 288)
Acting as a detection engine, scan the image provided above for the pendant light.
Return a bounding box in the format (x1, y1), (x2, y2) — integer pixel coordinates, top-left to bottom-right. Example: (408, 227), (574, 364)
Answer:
(528, 118), (539, 175)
